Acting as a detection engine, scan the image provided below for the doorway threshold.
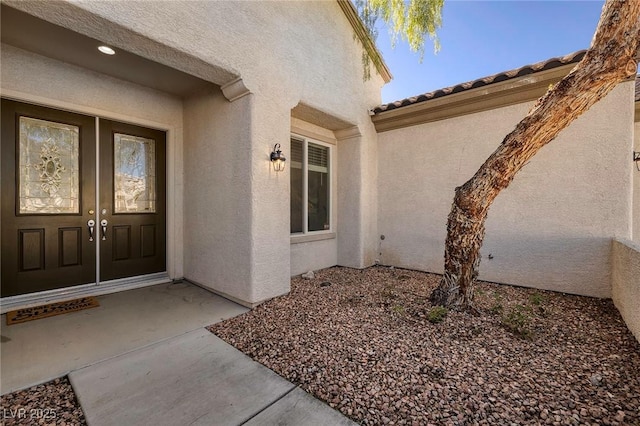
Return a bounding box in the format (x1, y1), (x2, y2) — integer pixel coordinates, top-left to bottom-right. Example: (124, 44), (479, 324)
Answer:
(0, 272), (171, 314)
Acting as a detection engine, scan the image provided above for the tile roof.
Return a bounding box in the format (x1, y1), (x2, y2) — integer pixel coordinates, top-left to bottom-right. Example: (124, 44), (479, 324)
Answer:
(374, 50), (587, 114)
(635, 74), (640, 102)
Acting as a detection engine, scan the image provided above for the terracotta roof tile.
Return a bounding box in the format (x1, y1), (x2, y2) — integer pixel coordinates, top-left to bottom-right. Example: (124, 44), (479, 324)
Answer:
(374, 50), (587, 114)
(635, 74), (640, 102)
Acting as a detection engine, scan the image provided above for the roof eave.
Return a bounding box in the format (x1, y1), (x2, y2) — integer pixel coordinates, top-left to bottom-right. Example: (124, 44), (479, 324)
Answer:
(372, 64), (576, 132)
(337, 0), (392, 84)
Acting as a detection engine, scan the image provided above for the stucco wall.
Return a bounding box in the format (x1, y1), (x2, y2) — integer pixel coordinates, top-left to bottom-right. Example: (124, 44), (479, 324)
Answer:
(340, 121), (381, 269)
(611, 239), (640, 342)
(634, 119), (640, 242)
(0, 43), (185, 279)
(291, 239), (338, 276)
(377, 82), (634, 298)
(4, 1), (385, 305)
(182, 90), (254, 303)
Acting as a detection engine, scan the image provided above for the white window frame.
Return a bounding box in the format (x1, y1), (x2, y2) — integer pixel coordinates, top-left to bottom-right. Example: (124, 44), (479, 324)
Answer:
(290, 134), (333, 237)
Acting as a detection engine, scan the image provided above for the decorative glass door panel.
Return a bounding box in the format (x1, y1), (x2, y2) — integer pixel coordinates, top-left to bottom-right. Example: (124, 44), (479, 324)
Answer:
(19, 117), (80, 214)
(114, 133), (156, 213)
(2, 99), (96, 297)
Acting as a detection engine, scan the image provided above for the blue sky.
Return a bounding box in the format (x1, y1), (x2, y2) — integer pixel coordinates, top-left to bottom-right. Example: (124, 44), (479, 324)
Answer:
(376, 0), (606, 103)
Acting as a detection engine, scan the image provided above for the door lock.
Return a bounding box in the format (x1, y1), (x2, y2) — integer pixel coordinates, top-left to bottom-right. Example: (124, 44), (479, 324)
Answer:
(100, 219), (108, 240)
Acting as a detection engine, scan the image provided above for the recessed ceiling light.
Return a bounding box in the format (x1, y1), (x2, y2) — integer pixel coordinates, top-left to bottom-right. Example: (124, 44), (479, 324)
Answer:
(98, 45), (115, 55)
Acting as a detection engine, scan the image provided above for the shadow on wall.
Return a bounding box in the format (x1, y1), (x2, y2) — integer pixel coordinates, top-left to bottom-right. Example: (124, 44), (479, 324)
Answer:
(611, 239), (640, 343)
(378, 233), (613, 299)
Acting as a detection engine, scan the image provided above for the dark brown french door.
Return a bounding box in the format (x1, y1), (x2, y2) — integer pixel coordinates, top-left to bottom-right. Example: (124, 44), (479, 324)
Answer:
(1, 99), (166, 297)
(99, 119), (166, 281)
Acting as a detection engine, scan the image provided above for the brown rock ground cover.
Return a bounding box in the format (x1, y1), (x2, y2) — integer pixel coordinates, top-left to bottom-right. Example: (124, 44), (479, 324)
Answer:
(209, 266), (640, 426)
(2, 266), (638, 425)
(1, 377), (86, 426)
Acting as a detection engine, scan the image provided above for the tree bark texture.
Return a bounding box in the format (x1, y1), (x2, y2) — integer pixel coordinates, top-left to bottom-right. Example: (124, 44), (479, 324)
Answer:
(430, 0), (640, 309)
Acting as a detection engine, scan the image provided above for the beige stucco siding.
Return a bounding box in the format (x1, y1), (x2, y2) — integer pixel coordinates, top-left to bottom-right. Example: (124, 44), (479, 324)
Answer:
(182, 90), (254, 302)
(634, 119), (640, 242)
(291, 239), (338, 276)
(611, 239), (640, 342)
(377, 82), (634, 298)
(0, 44), (183, 127)
(7, 0), (384, 120)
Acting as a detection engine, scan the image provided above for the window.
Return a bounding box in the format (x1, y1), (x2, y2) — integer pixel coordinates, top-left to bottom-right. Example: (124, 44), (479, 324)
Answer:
(290, 136), (331, 234)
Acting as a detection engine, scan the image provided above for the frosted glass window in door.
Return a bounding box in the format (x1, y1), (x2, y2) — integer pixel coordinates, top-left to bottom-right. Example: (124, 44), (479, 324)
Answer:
(19, 117), (80, 214)
(114, 133), (156, 213)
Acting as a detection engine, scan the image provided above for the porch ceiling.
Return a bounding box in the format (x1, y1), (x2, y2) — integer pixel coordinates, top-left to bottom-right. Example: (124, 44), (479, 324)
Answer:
(1, 4), (215, 98)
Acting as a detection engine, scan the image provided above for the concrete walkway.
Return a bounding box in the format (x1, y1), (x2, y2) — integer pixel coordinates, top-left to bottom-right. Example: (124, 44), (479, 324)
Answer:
(1, 282), (248, 394)
(69, 328), (356, 426)
(2, 283), (355, 425)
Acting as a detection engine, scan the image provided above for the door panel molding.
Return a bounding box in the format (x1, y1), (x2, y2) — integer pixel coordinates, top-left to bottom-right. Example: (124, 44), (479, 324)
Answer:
(113, 225), (132, 261)
(141, 225), (156, 258)
(59, 227), (82, 267)
(19, 229), (45, 271)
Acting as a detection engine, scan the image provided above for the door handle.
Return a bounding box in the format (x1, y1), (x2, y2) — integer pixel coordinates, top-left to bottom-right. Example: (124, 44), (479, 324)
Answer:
(87, 219), (96, 242)
(100, 219), (108, 241)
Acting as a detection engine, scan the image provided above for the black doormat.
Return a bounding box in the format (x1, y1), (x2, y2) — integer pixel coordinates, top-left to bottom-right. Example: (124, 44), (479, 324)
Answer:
(6, 297), (100, 325)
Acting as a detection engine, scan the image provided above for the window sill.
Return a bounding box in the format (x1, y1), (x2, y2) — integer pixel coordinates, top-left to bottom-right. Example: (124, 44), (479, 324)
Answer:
(290, 232), (336, 244)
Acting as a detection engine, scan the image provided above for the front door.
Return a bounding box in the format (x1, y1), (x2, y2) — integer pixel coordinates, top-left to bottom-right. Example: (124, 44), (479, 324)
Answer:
(1, 99), (166, 297)
(99, 119), (166, 281)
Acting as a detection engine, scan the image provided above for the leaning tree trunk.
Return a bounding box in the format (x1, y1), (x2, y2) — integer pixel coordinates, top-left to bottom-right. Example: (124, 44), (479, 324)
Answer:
(430, 0), (640, 309)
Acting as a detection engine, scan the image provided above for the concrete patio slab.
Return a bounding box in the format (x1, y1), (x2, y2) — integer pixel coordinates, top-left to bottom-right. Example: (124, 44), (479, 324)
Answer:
(1, 282), (248, 394)
(69, 329), (295, 426)
(245, 387), (357, 426)
(69, 328), (355, 426)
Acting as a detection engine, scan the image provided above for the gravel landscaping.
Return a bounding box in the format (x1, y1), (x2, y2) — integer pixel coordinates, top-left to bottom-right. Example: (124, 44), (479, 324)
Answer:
(209, 266), (640, 426)
(2, 266), (637, 425)
(0, 377), (86, 426)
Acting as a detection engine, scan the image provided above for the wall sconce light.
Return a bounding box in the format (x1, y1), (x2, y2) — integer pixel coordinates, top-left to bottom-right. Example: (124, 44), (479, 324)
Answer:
(634, 151), (640, 171)
(270, 143), (286, 172)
